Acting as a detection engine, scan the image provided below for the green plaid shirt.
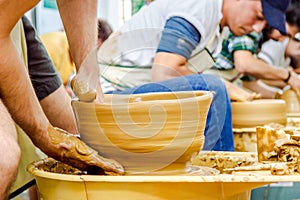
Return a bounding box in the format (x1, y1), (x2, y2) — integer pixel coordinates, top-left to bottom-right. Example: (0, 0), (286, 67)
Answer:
(214, 31), (262, 70)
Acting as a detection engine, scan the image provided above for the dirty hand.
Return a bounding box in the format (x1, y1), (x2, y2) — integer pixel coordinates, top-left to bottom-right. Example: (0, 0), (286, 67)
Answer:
(71, 47), (104, 103)
(287, 71), (300, 98)
(224, 80), (261, 102)
(46, 125), (124, 175)
(71, 75), (104, 103)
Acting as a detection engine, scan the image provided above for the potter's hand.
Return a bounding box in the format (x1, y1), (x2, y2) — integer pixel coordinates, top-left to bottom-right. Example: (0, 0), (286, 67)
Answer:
(71, 48), (104, 103)
(224, 80), (261, 102)
(46, 125), (124, 175)
(287, 71), (300, 98)
(71, 75), (104, 103)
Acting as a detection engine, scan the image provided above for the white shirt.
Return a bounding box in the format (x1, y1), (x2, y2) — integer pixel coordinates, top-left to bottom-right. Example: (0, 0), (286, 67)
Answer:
(99, 0), (223, 92)
(258, 38), (290, 68)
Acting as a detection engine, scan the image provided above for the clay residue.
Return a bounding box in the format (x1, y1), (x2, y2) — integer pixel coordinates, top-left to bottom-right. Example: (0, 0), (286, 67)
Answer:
(256, 125), (289, 162)
(192, 152), (257, 173)
(256, 125), (300, 175)
(36, 158), (85, 175)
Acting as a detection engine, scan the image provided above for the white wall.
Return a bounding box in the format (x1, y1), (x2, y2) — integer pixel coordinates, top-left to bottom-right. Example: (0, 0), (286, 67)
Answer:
(27, 0), (132, 34)
(98, 0), (120, 31)
(35, 1), (63, 34)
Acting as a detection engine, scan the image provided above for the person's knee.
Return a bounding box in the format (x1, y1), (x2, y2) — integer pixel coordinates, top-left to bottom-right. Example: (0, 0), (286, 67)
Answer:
(0, 132), (21, 179)
(0, 105), (21, 171)
(201, 74), (226, 90)
(0, 101), (21, 198)
(0, 134), (20, 200)
(3, 139), (21, 170)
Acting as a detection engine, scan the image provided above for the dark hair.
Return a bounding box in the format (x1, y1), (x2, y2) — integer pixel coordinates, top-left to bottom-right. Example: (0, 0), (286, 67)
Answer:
(259, 0), (300, 47)
(258, 24), (274, 48)
(98, 19), (113, 42)
(286, 0), (300, 29)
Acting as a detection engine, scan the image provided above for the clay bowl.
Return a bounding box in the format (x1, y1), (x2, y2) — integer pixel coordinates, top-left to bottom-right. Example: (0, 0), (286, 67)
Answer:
(231, 99), (287, 128)
(72, 91), (213, 174)
(279, 89), (300, 115)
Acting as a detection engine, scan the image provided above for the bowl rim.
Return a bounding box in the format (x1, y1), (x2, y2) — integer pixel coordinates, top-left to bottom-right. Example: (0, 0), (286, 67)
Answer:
(231, 99), (286, 105)
(72, 91), (214, 106)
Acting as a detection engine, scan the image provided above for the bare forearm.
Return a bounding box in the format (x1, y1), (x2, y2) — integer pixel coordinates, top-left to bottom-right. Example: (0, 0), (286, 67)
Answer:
(57, 0), (104, 101)
(0, 37), (49, 144)
(247, 59), (287, 80)
(40, 85), (78, 134)
(152, 52), (193, 82)
(56, 0), (98, 70)
(234, 51), (289, 81)
(261, 79), (287, 89)
(0, 0), (39, 36)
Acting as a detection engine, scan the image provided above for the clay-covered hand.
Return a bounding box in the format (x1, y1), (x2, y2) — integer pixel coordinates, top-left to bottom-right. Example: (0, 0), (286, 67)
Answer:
(71, 75), (104, 103)
(47, 125), (125, 175)
(224, 80), (261, 102)
(71, 75), (96, 102)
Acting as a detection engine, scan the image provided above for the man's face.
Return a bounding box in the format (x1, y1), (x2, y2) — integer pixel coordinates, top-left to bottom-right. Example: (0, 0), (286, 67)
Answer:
(227, 0), (266, 36)
(286, 24), (300, 38)
(268, 29), (286, 41)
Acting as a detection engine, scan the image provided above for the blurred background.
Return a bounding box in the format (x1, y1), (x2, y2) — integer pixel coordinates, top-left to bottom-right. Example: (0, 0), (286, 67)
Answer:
(25, 0), (154, 34)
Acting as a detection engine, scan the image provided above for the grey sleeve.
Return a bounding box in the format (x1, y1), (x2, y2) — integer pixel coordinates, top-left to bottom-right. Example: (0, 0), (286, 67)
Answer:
(22, 16), (62, 100)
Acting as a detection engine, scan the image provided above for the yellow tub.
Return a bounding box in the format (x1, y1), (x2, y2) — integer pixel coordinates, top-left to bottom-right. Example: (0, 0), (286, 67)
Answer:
(26, 152), (295, 200)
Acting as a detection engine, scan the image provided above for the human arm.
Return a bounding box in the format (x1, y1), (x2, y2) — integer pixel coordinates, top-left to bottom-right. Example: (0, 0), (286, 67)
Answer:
(0, 37), (122, 173)
(0, 1), (50, 151)
(260, 79), (287, 89)
(152, 17), (200, 82)
(223, 79), (260, 101)
(21, 16), (78, 135)
(286, 38), (300, 73)
(242, 80), (280, 99)
(56, 0), (104, 102)
(22, 15), (123, 174)
(0, 0), (123, 174)
(233, 50), (289, 80)
(152, 52), (193, 81)
(233, 50), (300, 94)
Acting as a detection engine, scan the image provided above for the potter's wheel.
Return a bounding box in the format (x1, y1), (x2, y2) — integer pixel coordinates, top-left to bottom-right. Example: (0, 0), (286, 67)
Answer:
(27, 151), (300, 200)
(231, 99), (287, 128)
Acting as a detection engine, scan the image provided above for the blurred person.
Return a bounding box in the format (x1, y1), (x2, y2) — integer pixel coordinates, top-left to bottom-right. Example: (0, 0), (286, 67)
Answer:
(0, 1), (122, 200)
(40, 19), (113, 86)
(257, 36), (300, 90)
(97, 19), (113, 48)
(212, 1), (300, 99)
(40, 31), (75, 86)
(8, 15), (79, 200)
(257, 0), (300, 88)
(98, 0), (291, 151)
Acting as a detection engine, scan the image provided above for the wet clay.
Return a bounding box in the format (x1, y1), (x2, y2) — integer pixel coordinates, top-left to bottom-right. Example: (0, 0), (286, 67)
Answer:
(72, 91), (213, 173)
(256, 126), (288, 162)
(48, 125), (125, 175)
(71, 79), (96, 102)
(255, 126), (300, 175)
(192, 151), (257, 173)
(36, 158), (85, 175)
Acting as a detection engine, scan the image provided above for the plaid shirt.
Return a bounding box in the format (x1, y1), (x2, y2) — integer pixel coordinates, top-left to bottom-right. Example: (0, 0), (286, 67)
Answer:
(214, 31), (262, 70)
